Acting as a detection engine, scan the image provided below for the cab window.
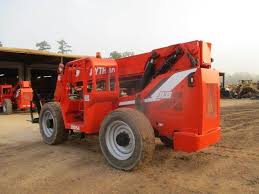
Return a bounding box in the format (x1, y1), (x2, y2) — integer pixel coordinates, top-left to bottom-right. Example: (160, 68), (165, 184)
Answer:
(96, 80), (106, 91)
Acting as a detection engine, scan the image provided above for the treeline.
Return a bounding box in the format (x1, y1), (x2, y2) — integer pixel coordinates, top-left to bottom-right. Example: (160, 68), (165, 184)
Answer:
(0, 39), (72, 54)
(35, 40), (72, 54)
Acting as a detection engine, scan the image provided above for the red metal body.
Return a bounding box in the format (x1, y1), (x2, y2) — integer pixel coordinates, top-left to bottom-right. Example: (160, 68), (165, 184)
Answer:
(0, 81), (34, 111)
(55, 40), (221, 152)
(13, 81), (34, 110)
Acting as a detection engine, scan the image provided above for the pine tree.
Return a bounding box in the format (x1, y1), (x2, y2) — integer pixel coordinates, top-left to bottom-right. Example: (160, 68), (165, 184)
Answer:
(57, 39), (72, 53)
(35, 41), (51, 51)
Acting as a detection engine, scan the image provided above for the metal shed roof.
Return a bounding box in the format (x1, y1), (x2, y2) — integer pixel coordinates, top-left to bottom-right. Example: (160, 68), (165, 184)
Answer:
(0, 47), (85, 64)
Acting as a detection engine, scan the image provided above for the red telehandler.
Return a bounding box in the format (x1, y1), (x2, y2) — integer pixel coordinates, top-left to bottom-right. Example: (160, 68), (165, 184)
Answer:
(0, 81), (34, 114)
(37, 40), (221, 170)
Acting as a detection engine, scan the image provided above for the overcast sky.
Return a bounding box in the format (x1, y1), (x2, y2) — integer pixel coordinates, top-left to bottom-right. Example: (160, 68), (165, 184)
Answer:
(1, 0), (259, 73)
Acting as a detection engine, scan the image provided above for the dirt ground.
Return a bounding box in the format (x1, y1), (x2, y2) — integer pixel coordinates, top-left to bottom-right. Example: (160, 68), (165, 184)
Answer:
(0, 99), (258, 194)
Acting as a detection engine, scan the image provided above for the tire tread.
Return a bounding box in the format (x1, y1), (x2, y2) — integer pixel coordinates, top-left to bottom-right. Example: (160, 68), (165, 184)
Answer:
(3, 99), (12, 115)
(100, 108), (155, 170)
(39, 102), (68, 145)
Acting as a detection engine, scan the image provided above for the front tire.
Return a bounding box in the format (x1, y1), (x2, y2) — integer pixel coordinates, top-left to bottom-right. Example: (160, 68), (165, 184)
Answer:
(3, 99), (12, 114)
(99, 108), (155, 170)
(39, 102), (68, 145)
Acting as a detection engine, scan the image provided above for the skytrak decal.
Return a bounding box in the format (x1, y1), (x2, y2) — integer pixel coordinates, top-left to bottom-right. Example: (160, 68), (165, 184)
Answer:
(89, 67), (116, 76)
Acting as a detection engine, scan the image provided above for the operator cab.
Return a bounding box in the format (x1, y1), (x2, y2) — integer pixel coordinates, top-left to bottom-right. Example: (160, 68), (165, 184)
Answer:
(0, 85), (12, 105)
(58, 57), (120, 133)
(1, 85), (12, 95)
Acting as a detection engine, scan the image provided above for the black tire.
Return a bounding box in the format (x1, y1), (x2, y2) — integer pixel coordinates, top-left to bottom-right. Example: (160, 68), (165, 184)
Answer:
(3, 99), (12, 115)
(159, 136), (173, 148)
(99, 108), (155, 170)
(39, 102), (68, 145)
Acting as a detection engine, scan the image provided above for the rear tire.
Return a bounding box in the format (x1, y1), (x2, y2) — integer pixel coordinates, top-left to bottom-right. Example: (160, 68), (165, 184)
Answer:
(99, 108), (155, 170)
(3, 99), (12, 115)
(39, 102), (68, 145)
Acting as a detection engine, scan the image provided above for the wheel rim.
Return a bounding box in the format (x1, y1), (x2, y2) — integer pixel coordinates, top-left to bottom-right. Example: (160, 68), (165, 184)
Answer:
(105, 120), (135, 160)
(42, 110), (55, 137)
(3, 104), (6, 113)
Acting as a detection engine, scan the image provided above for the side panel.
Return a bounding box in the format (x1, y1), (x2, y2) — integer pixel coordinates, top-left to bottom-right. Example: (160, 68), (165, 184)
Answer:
(143, 68), (202, 137)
